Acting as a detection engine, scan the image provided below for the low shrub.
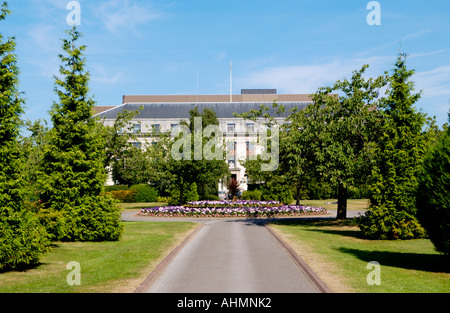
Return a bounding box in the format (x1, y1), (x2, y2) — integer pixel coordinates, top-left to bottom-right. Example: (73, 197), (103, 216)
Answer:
(104, 185), (129, 192)
(130, 185), (159, 203)
(156, 196), (168, 203)
(202, 194), (221, 201)
(357, 205), (427, 240)
(59, 196), (123, 242)
(105, 190), (136, 203)
(0, 208), (51, 271)
(169, 183), (199, 205)
(242, 190), (262, 201)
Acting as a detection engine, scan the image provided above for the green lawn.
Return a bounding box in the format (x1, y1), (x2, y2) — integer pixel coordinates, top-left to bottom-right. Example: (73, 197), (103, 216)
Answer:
(294, 199), (370, 211)
(269, 219), (450, 293)
(119, 202), (168, 211)
(0, 221), (197, 293)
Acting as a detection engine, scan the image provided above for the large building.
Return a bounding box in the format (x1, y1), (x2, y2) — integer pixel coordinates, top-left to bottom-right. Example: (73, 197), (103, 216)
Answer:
(95, 89), (313, 198)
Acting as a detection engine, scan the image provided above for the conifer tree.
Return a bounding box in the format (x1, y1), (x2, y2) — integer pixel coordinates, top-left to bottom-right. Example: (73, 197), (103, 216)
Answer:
(358, 54), (430, 239)
(417, 114), (450, 255)
(39, 27), (122, 242)
(0, 2), (49, 270)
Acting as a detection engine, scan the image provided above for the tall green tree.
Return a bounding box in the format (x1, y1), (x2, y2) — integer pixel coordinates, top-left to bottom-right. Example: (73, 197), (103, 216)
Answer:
(358, 54), (432, 239)
(0, 2), (49, 270)
(295, 65), (387, 219)
(417, 113), (450, 255)
(39, 27), (122, 242)
(168, 107), (229, 204)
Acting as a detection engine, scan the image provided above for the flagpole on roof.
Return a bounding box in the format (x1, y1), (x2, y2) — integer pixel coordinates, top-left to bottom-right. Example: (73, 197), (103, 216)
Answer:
(230, 60), (233, 103)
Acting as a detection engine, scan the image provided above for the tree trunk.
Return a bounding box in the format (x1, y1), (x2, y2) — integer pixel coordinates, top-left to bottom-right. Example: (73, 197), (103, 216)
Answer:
(178, 184), (185, 206)
(296, 184), (301, 205)
(337, 183), (347, 220)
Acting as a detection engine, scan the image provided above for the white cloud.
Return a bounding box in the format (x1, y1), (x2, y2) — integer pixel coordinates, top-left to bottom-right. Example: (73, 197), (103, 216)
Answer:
(415, 65), (450, 98)
(96, 0), (160, 35)
(238, 56), (391, 94)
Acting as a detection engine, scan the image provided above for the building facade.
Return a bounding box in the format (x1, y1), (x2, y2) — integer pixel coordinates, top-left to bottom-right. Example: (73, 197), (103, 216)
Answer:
(95, 90), (313, 198)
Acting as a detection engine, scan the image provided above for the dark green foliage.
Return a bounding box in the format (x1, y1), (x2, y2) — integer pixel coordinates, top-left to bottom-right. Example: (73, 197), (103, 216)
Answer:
(359, 54), (430, 239)
(59, 196), (122, 242)
(112, 146), (151, 186)
(168, 107), (229, 205)
(104, 189), (136, 203)
(357, 205), (427, 240)
(261, 181), (294, 204)
(168, 183), (199, 205)
(202, 194), (221, 201)
(130, 184), (159, 203)
(417, 124), (450, 255)
(39, 27), (122, 241)
(242, 190), (262, 201)
(0, 2), (50, 270)
(0, 209), (50, 271)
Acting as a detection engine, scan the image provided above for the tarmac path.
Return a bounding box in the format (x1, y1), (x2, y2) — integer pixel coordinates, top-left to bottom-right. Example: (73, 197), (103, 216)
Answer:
(143, 219), (320, 293)
(123, 210), (366, 293)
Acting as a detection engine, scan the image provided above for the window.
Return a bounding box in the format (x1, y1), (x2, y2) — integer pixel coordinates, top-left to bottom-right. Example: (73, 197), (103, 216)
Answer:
(227, 141), (236, 167)
(227, 124), (235, 133)
(132, 142), (142, 148)
(133, 124), (141, 134)
(246, 141), (255, 159)
(153, 124), (160, 134)
(246, 123), (255, 133)
(171, 124), (179, 130)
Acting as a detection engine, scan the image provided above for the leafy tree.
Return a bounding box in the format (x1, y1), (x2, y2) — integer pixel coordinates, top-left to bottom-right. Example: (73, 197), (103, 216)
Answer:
(238, 67), (385, 215)
(358, 54), (432, 239)
(113, 145), (152, 185)
(416, 113), (450, 254)
(0, 2), (50, 270)
(167, 107), (229, 204)
(97, 108), (142, 169)
(39, 27), (122, 242)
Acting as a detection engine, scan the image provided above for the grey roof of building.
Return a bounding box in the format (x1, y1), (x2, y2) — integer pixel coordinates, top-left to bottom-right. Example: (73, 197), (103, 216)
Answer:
(95, 102), (311, 119)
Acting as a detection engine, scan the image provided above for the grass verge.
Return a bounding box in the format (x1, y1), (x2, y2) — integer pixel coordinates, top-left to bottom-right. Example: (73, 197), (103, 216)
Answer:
(295, 199), (370, 211)
(120, 202), (168, 211)
(0, 221), (198, 293)
(269, 219), (450, 293)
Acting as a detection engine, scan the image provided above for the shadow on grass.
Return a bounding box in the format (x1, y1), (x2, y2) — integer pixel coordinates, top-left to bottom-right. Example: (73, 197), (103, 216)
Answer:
(337, 247), (450, 274)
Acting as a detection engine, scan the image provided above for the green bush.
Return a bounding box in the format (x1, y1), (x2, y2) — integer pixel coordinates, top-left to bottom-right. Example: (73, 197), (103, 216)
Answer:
(357, 205), (427, 240)
(59, 196), (123, 242)
(261, 181), (294, 204)
(104, 185), (129, 192)
(130, 185), (159, 203)
(202, 194), (220, 201)
(105, 190), (136, 203)
(168, 183), (199, 205)
(156, 196), (168, 203)
(242, 190), (262, 201)
(0, 209), (51, 271)
(416, 127), (450, 255)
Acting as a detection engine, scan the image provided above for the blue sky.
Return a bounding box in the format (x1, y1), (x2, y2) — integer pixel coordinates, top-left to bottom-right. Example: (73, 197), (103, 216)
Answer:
(4, 0), (450, 127)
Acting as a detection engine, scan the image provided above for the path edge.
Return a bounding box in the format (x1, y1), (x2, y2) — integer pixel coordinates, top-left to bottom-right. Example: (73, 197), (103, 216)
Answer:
(266, 225), (333, 294)
(133, 223), (204, 293)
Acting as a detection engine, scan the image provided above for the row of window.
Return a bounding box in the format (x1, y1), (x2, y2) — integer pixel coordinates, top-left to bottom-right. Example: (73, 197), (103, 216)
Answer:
(129, 123), (258, 135)
(130, 140), (256, 167)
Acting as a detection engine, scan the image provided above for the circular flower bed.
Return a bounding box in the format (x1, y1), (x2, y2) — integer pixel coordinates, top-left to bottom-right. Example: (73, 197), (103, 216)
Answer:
(139, 200), (327, 218)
